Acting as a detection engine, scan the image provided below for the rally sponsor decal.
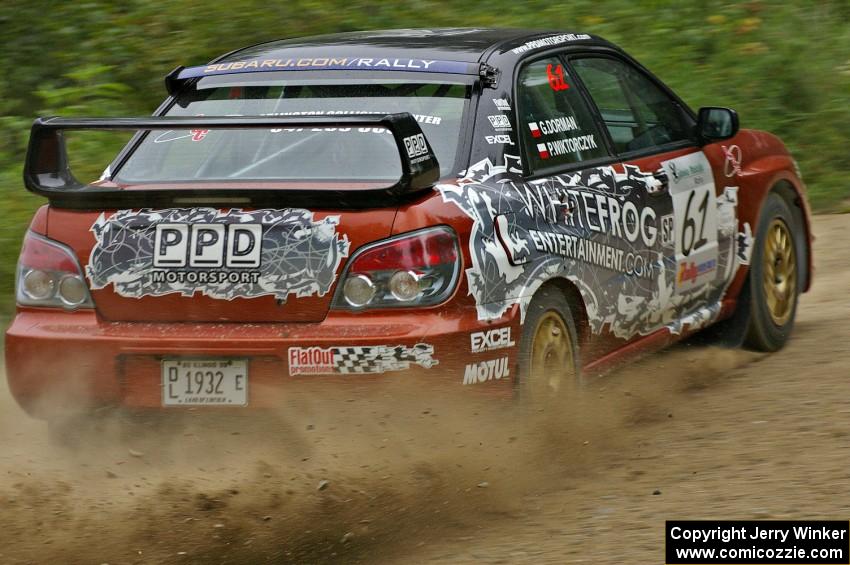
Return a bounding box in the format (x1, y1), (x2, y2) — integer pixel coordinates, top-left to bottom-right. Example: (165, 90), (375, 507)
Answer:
(179, 58), (474, 78)
(260, 110), (443, 125)
(151, 111), (446, 145)
(288, 344), (437, 375)
(529, 231), (659, 280)
(677, 257), (718, 289)
(493, 98), (511, 112)
(87, 208), (349, 301)
(403, 133), (429, 158)
(486, 134), (514, 145)
(206, 58), (439, 72)
(511, 33), (592, 55)
(660, 214), (675, 247)
(713, 186), (752, 267)
(659, 152), (726, 305)
(438, 151), (748, 339)
(462, 357), (511, 385)
(736, 222), (753, 265)
(402, 133), (435, 165)
(471, 327), (515, 353)
(487, 114), (512, 132)
(722, 144), (743, 177)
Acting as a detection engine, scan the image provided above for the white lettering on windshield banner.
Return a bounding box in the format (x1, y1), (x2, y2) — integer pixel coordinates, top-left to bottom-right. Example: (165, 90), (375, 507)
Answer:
(177, 58), (475, 79)
(151, 112), (444, 143)
(511, 34), (592, 54)
(258, 111), (443, 125)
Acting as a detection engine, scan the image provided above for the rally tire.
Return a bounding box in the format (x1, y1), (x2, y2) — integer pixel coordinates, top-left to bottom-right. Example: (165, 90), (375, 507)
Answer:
(517, 287), (580, 405)
(743, 193), (801, 352)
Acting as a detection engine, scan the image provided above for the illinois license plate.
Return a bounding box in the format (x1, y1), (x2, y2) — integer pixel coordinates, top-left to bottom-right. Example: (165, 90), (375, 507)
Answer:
(161, 359), (248, 407)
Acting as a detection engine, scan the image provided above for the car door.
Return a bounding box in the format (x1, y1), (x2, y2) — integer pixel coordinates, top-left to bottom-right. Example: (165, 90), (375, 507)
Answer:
(511, 54), (673, 345)
(570, 54), (735, 333)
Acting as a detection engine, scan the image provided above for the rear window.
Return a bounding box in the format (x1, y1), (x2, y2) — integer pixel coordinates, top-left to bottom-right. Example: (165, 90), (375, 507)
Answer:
(114, 79), (470, 184)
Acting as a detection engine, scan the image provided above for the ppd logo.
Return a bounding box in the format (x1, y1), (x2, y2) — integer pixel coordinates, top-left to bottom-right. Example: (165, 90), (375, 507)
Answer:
(403, 133), (428, 159)
(153, 224), (262, 268)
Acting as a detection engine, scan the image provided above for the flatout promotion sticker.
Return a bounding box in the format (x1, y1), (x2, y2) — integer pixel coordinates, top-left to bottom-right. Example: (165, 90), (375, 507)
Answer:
(288, 344), (438, 375)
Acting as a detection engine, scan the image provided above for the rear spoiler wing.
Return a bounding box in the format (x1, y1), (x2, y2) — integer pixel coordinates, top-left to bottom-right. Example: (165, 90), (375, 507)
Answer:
(163, 61), (500, 93)
(24, 113), (440, 209)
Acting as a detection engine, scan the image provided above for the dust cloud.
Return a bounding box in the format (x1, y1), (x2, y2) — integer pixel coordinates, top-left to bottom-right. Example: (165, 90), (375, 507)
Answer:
(5, 213), (845, 564)
(0, 341), (757, 564)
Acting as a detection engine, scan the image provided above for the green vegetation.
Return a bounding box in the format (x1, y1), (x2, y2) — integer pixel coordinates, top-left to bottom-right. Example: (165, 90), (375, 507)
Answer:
(1, 0), (848, 314)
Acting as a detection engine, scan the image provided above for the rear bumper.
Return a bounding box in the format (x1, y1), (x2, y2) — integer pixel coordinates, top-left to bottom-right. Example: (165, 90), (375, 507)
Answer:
(5, 306), (519, 418)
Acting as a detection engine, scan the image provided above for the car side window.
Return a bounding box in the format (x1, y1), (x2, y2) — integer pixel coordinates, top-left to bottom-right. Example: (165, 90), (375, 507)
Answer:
(516, 57), (609, 173)
(571, 57), (694, 155)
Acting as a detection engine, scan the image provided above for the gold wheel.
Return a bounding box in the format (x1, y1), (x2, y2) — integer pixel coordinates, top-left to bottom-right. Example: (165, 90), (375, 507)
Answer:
(527, 310), (575, 400)
(762, 218), (797, 326)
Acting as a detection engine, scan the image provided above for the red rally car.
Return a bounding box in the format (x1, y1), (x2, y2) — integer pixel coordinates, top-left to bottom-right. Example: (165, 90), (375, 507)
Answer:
(6, 28), (813, 428)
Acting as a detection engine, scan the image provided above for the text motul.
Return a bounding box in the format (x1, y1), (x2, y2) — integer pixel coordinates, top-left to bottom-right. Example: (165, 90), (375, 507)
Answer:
(463, 357), (510, 385)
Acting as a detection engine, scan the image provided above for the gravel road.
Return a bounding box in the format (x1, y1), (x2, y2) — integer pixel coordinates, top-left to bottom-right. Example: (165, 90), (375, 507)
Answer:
(0, 214), (846, 564)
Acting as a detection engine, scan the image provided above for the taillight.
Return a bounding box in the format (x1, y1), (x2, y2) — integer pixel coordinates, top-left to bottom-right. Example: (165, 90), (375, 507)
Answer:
(16, 231), (94, 310)
(333, 226), (461, 310)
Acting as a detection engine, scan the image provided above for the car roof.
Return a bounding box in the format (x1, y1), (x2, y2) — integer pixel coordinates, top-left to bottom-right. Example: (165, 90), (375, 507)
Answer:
(216, 28), (606, 64)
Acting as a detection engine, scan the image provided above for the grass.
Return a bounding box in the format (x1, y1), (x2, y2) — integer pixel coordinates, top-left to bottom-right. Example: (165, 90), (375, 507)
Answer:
(1, 0), (848, 314)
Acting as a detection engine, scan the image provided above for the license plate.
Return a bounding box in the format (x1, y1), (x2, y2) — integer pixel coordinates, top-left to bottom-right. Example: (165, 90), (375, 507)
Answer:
(161, 359), (248, 407)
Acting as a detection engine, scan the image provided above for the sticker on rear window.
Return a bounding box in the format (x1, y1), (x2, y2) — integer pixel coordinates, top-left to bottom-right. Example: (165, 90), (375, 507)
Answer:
(86, 208), (349, 301)
(546, 64), (570, 91)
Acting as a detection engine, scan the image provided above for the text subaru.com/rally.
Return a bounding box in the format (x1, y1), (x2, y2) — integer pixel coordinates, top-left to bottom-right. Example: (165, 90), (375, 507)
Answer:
(5, 28), (812, 435)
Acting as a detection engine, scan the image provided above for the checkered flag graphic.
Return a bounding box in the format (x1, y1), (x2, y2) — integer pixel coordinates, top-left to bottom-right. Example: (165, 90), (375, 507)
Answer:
(332, 344), (437, 374)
